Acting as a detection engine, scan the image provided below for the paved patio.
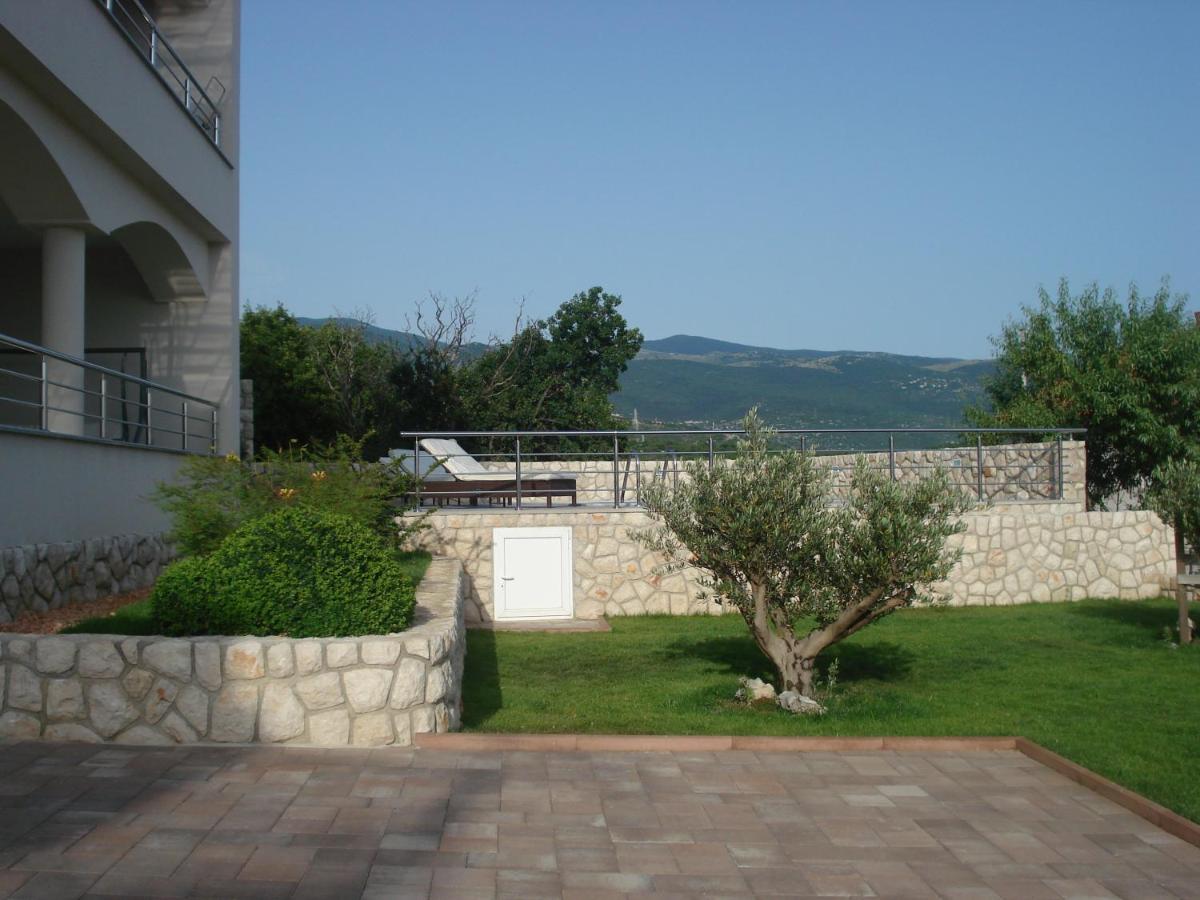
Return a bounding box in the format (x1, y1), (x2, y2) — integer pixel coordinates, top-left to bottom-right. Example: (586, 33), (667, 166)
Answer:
(0, 742), (1195, 899)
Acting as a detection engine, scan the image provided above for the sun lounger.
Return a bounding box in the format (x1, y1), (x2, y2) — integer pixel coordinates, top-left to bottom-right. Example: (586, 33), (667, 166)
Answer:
(411, 438), (577, 507)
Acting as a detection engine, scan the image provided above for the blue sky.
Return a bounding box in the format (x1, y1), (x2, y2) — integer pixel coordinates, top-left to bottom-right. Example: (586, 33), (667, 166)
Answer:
(240, 1), (1198, 359)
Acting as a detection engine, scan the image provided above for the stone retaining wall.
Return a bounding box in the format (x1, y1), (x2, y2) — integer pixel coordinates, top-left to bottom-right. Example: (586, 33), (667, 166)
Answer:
(934, 509), (1172, 604)
(0, 534), (174, 624)
(410, 507), (1173, 622)
(0, 558), (466, 747)
(481, 440), (1087, 507)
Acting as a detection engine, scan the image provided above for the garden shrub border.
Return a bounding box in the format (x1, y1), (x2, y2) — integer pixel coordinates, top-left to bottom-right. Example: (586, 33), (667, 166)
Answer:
(0, 558), (464, 747)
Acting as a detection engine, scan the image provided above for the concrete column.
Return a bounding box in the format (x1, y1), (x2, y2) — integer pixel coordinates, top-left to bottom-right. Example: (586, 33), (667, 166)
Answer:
(41, 227), (87, 436)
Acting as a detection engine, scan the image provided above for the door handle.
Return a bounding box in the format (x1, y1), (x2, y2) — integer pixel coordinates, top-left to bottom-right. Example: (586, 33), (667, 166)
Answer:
(501, 577), (515, 581)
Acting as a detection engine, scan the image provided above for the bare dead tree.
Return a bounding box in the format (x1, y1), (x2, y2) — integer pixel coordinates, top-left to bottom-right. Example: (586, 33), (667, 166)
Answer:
(405, 292), (477, 365)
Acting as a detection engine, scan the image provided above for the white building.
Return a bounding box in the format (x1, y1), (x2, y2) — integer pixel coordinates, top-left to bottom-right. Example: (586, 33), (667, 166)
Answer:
(0, 1), (240, 611)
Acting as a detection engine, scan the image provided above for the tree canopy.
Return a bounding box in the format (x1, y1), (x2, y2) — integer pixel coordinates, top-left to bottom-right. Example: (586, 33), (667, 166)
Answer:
(967, 279), (1200, 507)
(239, 287), (642, 456)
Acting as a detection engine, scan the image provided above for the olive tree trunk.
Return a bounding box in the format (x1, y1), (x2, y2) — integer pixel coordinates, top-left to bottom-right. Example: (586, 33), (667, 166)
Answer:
(744, 581), (910, 697)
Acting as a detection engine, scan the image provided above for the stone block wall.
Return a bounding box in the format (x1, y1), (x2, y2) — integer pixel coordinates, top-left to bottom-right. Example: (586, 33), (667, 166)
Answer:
(0, 558), (466, 747)
(0, 535), (174, 624)
(239, 378), (254, 460)
(410, 508), (739, 623)
(409, 506), (1173, 622)
(933, 510), (1173, 604)
(480, 440), (1087, 507)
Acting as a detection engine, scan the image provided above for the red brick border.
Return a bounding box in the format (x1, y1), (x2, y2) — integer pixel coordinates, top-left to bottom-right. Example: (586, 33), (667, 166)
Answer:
(1014, 738), (1200, 849)
(415, 733), (1200, 848)
(415, 733), (1019, 753)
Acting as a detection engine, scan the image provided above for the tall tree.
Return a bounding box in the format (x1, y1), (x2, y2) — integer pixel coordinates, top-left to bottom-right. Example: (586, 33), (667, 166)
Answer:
(461, 287), (643, 445)
(967, 279), (1200, 507)
(388, 293), (475, 432)
(239, 305), (333, 452)
(308, 312), (396, 453)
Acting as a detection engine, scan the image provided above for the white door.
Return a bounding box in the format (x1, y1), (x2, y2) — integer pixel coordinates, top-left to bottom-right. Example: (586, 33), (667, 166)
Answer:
(493, 527), (574, 620)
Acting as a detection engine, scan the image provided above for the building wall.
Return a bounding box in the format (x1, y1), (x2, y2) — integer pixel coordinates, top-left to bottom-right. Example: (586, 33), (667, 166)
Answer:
(0, 1), (238, 234)
(0, 430), (183, 547)
(409, 505), (1174, 623)
(0, 2), (240, 452)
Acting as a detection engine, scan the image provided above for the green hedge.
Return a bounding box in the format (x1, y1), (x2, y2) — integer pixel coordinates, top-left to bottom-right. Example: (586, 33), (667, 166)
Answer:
(152, 507), (416, 638)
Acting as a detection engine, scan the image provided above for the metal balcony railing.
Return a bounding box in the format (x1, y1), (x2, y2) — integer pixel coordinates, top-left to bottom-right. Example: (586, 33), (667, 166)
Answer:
(0, 332), (219, 454)
(92, 0), (224, 148)
(393, 426), (1088, 510)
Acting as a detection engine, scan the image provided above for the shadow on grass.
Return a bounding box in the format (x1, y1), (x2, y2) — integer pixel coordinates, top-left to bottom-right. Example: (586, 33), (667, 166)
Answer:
(461, 630), (502, 727)
(824, 640), (915, 684)
(1066, 599), (1179, 642)
(664, 634), (915, 687)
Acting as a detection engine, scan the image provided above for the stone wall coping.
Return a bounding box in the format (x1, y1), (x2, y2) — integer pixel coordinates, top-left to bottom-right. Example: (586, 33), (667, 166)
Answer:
(405, 498), (1088, 520)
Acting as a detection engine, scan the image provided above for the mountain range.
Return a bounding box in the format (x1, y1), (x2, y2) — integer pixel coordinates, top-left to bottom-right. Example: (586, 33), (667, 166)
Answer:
(296, 319), (993, 429)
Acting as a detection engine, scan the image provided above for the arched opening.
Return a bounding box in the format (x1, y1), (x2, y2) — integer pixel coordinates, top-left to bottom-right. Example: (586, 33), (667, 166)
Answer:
(110, 220), (206, 303)
(0, 100), (88, 227)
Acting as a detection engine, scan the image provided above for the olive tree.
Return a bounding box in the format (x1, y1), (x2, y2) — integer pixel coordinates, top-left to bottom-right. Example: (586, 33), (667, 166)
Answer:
(636, 412), (974, 697)
(1145, 457), (1200, 645)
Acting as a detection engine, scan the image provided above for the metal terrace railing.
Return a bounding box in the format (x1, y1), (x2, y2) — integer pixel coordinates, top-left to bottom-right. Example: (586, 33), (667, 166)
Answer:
(92, 0), (225, 149)
(0, 332), (219, 453)
(393, 427), (1087, 510)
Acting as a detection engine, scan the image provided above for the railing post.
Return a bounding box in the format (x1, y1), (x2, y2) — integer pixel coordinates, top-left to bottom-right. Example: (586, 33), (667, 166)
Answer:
(707, 436), (714, 471)
(214, 113), (220, 147)
(976, 434), (984, 501)
(514, 437), (522, 509)
(184, 77), (191, 112)
(39, 356), (48, 431)
(888, 433), (896, 482)
(413, 436), (421, 507)
(211, 408), (218, 454)
(634, 450), (642, 505)
(181, 401), (188, 450)
(613, 434), (621, 508)
(1056, 433), (1064, 501)
(146, 390), (153, 446)
(800, 434), (806, 453)
(100, 375), (107, 440)
(149, 29), (157, 66)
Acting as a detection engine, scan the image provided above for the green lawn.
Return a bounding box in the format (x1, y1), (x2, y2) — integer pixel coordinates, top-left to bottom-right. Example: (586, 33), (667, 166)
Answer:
(60, 550), (433, 636)
(463, 599), (1200, 823)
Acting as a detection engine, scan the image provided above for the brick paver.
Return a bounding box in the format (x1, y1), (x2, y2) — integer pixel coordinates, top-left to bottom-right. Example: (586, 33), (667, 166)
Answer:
(0, 742), (1193, 898)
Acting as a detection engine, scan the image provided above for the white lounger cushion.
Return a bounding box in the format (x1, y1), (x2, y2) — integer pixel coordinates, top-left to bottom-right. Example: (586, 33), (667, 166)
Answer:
(419, 438), (575, 482)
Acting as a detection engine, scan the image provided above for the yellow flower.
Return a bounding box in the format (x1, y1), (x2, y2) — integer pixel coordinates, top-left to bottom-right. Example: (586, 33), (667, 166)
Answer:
(275, 487), (297, 500)
(224, 452), (240, 463)
(311, 470), (327, 481)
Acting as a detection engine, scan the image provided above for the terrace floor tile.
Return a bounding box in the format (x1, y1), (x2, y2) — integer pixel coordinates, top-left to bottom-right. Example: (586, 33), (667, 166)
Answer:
(0, 741), (1190, 899)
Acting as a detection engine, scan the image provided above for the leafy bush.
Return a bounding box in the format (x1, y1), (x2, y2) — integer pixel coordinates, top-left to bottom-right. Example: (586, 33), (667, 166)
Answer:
(152, 507), (417, 637)
(154, 436), (417, 557)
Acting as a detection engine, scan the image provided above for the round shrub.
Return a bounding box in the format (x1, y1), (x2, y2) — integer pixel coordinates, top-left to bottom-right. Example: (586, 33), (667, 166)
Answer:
(152, 506), (416, 638)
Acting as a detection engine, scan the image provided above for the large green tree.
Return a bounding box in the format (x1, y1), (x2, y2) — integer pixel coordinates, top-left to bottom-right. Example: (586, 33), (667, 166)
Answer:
(240, 305), (333, 451)
(461, 287), (643, 445)
(967, 279), (1200, 507)
(637, 411), (972, 697)
(240, 307), (398, 454)
(241, 288), (644, 454)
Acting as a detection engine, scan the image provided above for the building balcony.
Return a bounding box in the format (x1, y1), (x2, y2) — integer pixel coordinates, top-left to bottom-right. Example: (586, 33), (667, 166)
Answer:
(92, 0), (224, 150)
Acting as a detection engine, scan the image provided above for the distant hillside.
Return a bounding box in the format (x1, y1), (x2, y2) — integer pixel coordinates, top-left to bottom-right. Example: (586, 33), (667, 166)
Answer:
(295, 320), (992, 429)
(618, 335), (993, 429)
